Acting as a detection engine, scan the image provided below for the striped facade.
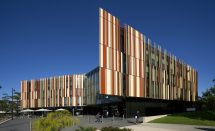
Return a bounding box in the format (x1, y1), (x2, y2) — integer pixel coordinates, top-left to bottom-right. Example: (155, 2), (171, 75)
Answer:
(21, 74), (84, 109)
(99, 8), (198, 101)
(99, 8), (124, 96)
(21, 8), (198, 109)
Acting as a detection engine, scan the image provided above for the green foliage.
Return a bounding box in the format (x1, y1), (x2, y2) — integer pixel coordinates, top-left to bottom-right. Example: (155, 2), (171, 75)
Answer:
(13, 92), (21, 114)
(13, 92), (21, 101)
(202, 86), (215, 98)
(0, 93), (9, 111)
(75, 126), (97, 131)
(75, 126), (131, 131)
(0, 91), (21, 113)
(32, 110), (79, 131)
(150, 111), (215, 126)
(101, 126), (131, 131)
(0, 99), (9, 112)
(1, 93), (10, 101)
(200, 79), (215, 110)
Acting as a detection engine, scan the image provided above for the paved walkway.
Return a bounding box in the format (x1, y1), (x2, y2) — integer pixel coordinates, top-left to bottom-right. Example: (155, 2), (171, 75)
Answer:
(124, 123), (215, 131)
(1, 116), (214, 131)
(0, 118), (30, 131)
(63, 115), (215, 131)
(63, 115), (138, 131)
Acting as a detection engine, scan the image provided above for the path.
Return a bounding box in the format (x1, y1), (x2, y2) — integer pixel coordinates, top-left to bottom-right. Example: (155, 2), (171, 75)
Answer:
(0, 118), (30, 131)
(124, 123), (215, 131)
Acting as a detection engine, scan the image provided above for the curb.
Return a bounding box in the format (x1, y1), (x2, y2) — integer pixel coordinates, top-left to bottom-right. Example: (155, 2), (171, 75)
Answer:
(0, 118), (12, 125)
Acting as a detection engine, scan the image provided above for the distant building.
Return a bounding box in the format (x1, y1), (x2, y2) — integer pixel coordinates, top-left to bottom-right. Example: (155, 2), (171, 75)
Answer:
(21, 74), (84, 108)
(21, 8), (198, 116)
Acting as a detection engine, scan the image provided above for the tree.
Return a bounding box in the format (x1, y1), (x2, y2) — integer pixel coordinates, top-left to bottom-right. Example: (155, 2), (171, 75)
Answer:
(12, 92), (21, 114)
(13, 92), (21, 101)
(0, 92), (21, 113)
(201, 79), (215, 110)
(202, 79), (215, 98)
(2, 93), (10, 101)
(0, 93), (10, 112)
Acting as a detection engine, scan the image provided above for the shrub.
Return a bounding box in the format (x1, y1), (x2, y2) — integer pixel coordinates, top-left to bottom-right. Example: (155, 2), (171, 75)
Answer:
(32, 110), (79, 131)
(75, 126), (131, 131)
(101, 126), (131, 131)
(75, 126), (97, 131)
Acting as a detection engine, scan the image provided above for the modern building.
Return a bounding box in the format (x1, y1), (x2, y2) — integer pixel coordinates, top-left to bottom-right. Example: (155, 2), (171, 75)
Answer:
(21, 8), (198, 117)
(21, 74), (84, 108)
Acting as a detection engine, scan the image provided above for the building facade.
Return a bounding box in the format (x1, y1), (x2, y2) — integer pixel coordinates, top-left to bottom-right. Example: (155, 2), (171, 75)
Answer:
(21, 8), (198, 115)
(98, 8), (198, 101)
(21, 74), (84, 109)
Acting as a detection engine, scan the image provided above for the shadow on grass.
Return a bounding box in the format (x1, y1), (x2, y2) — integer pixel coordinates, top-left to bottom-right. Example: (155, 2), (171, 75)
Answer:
(195, 127), (215, 131)
(169, 111), (215, 121)
(127, 120), (143, 124)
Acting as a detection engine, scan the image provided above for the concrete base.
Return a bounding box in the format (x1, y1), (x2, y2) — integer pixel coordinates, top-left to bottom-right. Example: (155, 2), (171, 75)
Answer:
(143, 115), (167, 123)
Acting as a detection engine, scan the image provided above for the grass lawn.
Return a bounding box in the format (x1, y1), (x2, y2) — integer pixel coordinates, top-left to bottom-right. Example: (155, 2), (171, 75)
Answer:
(150, 111), (215, 127)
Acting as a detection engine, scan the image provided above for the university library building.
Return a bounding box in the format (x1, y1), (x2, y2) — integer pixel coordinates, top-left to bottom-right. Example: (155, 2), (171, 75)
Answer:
(21, 8), (198, 117)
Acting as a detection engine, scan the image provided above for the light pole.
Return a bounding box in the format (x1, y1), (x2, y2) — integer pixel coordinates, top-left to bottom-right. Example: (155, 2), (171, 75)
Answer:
(12, 88), (15, 120)
(0, 85), (1, 103)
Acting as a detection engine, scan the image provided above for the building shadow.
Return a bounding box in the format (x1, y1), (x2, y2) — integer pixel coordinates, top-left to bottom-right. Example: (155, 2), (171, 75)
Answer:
(195, 127), (215, 131)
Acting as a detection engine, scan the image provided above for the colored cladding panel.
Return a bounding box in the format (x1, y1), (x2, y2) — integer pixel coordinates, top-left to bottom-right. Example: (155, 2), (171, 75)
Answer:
(124, 25), (145, 98)
(144, 43), (198, 101)
(21, 74), (84, 109)
(99, 8), (120, 50)
(99, 8), (198, 101)
(125, 25), (145, 61)
(99, 8), (122, 96)
(99, 8), (146, 98)
(21, 81), (28, 108)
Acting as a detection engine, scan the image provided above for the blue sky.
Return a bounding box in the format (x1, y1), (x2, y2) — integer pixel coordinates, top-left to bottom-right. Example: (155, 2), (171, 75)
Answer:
(0, 0), (215, 97)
